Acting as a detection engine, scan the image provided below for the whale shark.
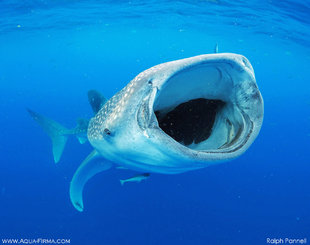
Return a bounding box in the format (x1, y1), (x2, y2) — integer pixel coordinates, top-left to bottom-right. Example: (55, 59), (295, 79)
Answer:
(70, 53), (264, 212)
(27, 90), (106, 163)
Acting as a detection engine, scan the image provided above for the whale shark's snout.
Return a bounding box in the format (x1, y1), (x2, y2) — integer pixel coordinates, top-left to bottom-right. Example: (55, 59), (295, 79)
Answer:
(87, 53), (263, 173)
(70, 53), (263, 211)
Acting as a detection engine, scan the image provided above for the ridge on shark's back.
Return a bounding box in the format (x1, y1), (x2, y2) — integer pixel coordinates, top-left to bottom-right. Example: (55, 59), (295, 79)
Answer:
(27, 90), (107, 163)
(70, 53), (264, 212)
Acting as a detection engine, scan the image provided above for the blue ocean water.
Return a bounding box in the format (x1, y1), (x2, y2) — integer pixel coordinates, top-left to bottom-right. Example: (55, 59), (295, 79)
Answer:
(0, 0), (309, 244)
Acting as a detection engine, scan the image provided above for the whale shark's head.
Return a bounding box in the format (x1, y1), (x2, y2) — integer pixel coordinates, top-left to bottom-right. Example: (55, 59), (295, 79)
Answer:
(88, 53), (263, 174)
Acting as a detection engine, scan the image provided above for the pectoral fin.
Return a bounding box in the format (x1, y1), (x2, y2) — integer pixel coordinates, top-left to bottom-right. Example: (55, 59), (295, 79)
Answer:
(70, 150), (112, 212)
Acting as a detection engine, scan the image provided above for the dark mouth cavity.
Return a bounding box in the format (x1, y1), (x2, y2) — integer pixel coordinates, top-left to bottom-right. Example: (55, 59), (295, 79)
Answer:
(155, 98), (225, 146)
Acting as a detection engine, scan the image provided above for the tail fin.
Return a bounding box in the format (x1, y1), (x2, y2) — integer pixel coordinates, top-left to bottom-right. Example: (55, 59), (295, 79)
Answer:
(27, 108), (68, 163)
(120, 180), (125, 186)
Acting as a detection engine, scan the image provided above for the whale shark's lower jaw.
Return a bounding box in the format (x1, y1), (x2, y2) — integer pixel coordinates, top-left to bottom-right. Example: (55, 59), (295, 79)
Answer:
(139, 53), (264, 165)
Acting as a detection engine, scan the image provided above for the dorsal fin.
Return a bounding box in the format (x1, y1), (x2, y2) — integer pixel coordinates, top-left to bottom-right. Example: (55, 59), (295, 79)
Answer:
(214, 43), (219, 53)
(88, 90), (107, 114)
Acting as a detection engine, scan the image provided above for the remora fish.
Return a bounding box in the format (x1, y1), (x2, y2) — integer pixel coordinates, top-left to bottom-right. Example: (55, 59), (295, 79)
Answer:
(120, 173), (150, 186)
(70, 53), (264, 212)
(27, 90), (106, 163)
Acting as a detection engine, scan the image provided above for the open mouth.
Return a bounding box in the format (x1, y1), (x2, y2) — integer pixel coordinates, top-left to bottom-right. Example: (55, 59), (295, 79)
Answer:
(152, 62), (260, 153)
(155, 98), (226, 146)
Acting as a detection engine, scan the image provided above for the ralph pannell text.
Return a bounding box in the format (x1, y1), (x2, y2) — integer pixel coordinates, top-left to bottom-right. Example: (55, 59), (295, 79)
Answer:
(267, 238), (307, 244)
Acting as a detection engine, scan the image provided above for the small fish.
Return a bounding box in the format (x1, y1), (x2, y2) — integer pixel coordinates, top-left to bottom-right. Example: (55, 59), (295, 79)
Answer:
(120, 173), (150, 186)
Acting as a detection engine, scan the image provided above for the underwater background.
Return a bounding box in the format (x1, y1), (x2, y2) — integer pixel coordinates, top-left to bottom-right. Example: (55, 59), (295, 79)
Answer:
(0, 0), (309, 244)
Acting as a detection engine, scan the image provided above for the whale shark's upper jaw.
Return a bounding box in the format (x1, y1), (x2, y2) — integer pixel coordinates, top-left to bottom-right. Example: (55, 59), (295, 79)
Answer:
(88, 53), (263, 172)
